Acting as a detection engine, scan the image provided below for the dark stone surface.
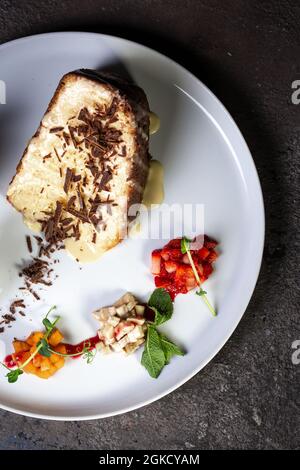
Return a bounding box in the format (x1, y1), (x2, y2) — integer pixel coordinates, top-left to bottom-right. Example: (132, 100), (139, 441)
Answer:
(0, 0), (299, 450)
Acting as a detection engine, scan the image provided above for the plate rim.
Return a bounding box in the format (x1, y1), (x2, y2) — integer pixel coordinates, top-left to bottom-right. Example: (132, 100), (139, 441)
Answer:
(0, 30), (265, 421)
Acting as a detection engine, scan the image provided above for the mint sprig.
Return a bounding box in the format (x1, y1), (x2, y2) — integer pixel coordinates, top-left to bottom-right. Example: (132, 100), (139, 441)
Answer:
(141, 288), (185, 378)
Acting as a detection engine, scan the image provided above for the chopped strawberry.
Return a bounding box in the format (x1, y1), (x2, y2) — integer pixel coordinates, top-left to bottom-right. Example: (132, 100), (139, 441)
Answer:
(197, 247), (210, 260)
(204, 235), (218, 250)
(182, 254), (190, 264)
(164, 260), (178, 273)
(150, 235), (218, 299)
(154, 275), (170, 288)
(151, 250), (162, 275)
(185, 276), (198, 291)
(165, 238), (181, 249)
(161, 251), (169, 261)
(207, 250), (218, 263)
(203, 262), (213, 279)
(196, 261), (203, 276)
(164, 248), (183, 261)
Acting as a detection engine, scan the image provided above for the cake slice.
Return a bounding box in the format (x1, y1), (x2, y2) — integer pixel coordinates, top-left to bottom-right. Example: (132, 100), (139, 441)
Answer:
(7, 70), (150, 262)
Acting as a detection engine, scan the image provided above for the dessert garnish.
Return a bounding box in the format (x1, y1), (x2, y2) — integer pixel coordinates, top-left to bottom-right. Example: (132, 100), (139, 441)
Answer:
(93, 293), (147, 355)
(0, 306), (97, 382)
(151, 235), (218, 315)
(1, 289), (185, 382)
(141, 288), (184, 378)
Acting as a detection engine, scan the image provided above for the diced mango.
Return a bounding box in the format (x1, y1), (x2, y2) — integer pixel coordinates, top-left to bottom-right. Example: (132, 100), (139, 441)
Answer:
(35, 369), (52, 379)
(13, 340), (30, 353)
(12, 326), (67, 380)
(26, 331), (44, 346)
(23, 361), (38, 375)
(40, 357), (51, 371)
(53, 343), (67, 355)
(55, 357), (65, 370)
(48, 328), (64, 347)
(32, 354), (42, 367)
(49, 352), (60, 364)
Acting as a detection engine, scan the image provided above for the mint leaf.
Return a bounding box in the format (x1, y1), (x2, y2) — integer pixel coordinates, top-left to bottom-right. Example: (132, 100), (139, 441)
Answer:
(181, 236), (191, 254)
(159, 333), (185, 364)
(141, 325), (166, 378)
(37, 338), (51, 357)
(148, 288), (173, 326)
(6, 369), (23, 383)
(148, 306), (165, 326)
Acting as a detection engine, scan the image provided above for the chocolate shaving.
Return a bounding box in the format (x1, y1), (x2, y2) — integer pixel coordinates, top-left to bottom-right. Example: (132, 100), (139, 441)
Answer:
(45, 219), (54, 241)
(106, 97), (118, 118)
(67, 195), (76, 209)
(92, 232), (97, 244)
(68, 126), (78, 148)
(99, 171), (112, 190)
(26, 235), (32, 253)
(63, 132), (71, 146)
(53, 201), (63, 230)
(74, 222), (80, 240)
(64, 168), (73, 194)
(10, 300), (25, 314)
(78, 107), (91, 124)
(2, 314), (16, 324)
(72, 174), (81, 182)
(61, 217), (73, 226)
(50, 126), (64, 133)
(66, 207), (90, 223)
(85, 137), (106, 151)
(77, 188), (84, 210)
(25, 282), (41, 300)
(54, 147), (61, 162)
(42, 153), (52, 162)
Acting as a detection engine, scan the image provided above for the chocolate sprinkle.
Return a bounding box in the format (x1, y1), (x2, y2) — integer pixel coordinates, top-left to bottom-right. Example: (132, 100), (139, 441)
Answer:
(54, 147), (61, 162)
(66, 207), (90, 223)
(99, 171), (112, 190)
(26, 235), (32, 253)
(50, 126), (64, 133)
(64, 168), (73, 194)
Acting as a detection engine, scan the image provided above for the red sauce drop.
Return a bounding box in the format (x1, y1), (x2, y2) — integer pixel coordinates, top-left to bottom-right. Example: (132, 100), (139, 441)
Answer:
(4, 354), (17, 368)
(64, 334), (99, 359)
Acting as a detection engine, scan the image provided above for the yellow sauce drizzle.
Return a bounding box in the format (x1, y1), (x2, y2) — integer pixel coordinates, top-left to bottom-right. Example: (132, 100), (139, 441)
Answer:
(149, 112), (160, 135)
(142, 160), (164, 207)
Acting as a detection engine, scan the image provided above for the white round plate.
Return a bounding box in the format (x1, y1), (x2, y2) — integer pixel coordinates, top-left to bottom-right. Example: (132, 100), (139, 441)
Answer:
(0, 32), (264, 420)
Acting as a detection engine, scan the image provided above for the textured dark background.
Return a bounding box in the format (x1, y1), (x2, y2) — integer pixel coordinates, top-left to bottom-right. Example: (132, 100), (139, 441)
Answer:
(0, 0), (299, 450)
